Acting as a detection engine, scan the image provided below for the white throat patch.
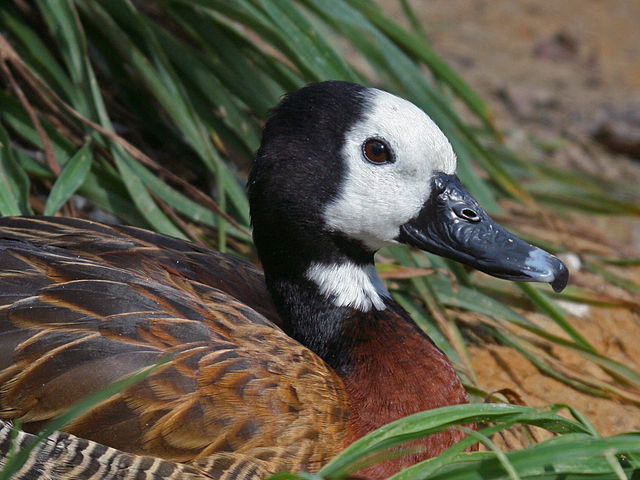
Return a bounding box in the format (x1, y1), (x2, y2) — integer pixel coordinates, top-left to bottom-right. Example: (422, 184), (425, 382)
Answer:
(305, 262), (390, 311)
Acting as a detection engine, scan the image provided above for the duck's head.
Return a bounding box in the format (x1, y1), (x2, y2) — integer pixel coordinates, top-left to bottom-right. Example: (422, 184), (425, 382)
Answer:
(249, 81), (568, 307)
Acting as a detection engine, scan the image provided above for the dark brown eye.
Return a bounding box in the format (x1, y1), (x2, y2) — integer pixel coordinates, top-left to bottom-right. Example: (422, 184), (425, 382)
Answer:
(362, 138), (392, 164)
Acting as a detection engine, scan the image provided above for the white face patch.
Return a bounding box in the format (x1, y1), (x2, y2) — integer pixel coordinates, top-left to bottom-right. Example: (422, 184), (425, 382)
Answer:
(323, 88), (457, 251)
(305, 262), (391, 311)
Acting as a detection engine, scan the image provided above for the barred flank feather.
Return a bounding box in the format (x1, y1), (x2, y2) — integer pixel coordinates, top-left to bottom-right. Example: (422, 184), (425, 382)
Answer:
(0, 420), (212, 480)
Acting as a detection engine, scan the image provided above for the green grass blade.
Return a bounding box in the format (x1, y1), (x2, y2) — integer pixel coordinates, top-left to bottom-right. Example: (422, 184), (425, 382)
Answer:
(386, 400), (605, 480)
(518, 283), (594, 351)
(151, 22), (262, 153)
(490, 327), (637, 400)
(0, 122), (30, 215)
(425, 434), (640, 480)
(268, 474), (324, 480)
(10, 148), (53, 179)
(429, 273), (640, 389)
(0, 92), (151, 227)
(116, 153), (251, 241)
(385, 416), (565, 480)
(256, 0), (358, 81)
(35, 0), (98, 119)
(112, 150), (185, 238)
(526, 181), (640, 215)
(43, 141), (93, 216)
(318, 403), (590, 479)
(586, 262), (640, 295)
(393, 291), (462, 366)
(428, 275), (536, 328)
(0, 6), (76, 102)
(166, 0), (291, 112)
(40, 0), (187, 236)
(76, 166), (150, 227)
(0, 92), (76, 163)
(459, 427), (521, 480)
(399, 0), (429, 41)
(81, 0), (250, 225)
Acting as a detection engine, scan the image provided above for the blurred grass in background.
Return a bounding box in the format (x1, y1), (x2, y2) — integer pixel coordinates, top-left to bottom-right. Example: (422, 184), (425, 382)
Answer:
(0, 0), (639, 478)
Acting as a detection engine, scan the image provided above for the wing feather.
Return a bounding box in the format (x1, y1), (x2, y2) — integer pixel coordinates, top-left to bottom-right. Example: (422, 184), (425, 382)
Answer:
(0, 217), (348, 475)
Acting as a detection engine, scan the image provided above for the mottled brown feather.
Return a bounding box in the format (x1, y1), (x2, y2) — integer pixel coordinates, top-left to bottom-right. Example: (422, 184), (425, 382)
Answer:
(0, 217), (349, 477)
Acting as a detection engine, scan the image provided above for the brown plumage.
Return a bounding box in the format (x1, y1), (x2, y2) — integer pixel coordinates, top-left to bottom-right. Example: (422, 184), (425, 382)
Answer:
(0, 217), (351, 476)
(0, 216), (465, 479)
(0, 217), (465, 478)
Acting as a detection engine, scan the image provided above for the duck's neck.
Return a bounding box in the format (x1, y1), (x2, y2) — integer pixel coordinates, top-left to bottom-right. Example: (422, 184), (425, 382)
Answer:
(340, 303), (469, 427)
(263, 255), (385, 372)
(263, 252), (468, 464)
(256, 232), (384, 370)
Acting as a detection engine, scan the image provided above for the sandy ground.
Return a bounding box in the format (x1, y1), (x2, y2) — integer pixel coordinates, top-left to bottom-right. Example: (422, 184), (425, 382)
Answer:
(380, 0), (640, 436)
(385, 1), (640, 131)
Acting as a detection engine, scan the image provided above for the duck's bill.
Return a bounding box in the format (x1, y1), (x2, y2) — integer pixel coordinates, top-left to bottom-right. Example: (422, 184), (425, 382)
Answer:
(397, 173), (569, 293)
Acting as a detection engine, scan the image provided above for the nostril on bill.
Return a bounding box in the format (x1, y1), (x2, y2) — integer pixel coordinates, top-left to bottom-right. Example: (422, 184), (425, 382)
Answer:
(455, 206), (481, 222)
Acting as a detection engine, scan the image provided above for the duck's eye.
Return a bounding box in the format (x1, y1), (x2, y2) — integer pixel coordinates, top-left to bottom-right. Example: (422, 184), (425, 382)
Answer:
(362, 138), (392, 164)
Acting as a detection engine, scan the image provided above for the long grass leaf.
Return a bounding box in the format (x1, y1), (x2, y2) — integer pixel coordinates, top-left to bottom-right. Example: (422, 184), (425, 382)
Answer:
(425, 434), (640, 480)
(41, 0), (187, 236)
(163, 2), (283, 114)
(151, 22), (262, 153)
(0, 122), (30, 215)
(459, 427), (521, 480)
(35, 0), (97, 119)
(518, 283), (594, 351)
(491, 327), (640, 402)
(586, 262), (640, 295)
(81, 0), (250, 224)
(43, 141), (92, 216)
(257, 0), (358, 81)
(393, 291), (462, 366)
(318, 403), (590, 478)
(0, 6), (76, 102)
(0, 92), (76, 163)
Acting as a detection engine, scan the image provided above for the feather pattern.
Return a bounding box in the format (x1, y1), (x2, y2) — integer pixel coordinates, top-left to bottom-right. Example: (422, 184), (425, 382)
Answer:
(0, 217), (349, 478)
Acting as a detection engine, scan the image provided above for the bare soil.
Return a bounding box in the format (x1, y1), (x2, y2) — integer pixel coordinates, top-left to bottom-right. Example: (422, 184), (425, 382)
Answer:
(381, 0), (640, 436)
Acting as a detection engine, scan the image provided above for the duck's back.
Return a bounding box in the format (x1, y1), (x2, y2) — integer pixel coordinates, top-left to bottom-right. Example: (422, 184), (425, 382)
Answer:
(0, 216), (349, 476)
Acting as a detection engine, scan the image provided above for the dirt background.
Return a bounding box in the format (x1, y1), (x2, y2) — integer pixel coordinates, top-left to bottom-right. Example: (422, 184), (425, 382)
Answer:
(380, 0), (640, 436)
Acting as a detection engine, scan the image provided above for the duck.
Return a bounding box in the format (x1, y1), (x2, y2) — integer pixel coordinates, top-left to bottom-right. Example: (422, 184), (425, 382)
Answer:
(0, 81), (568, 480)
